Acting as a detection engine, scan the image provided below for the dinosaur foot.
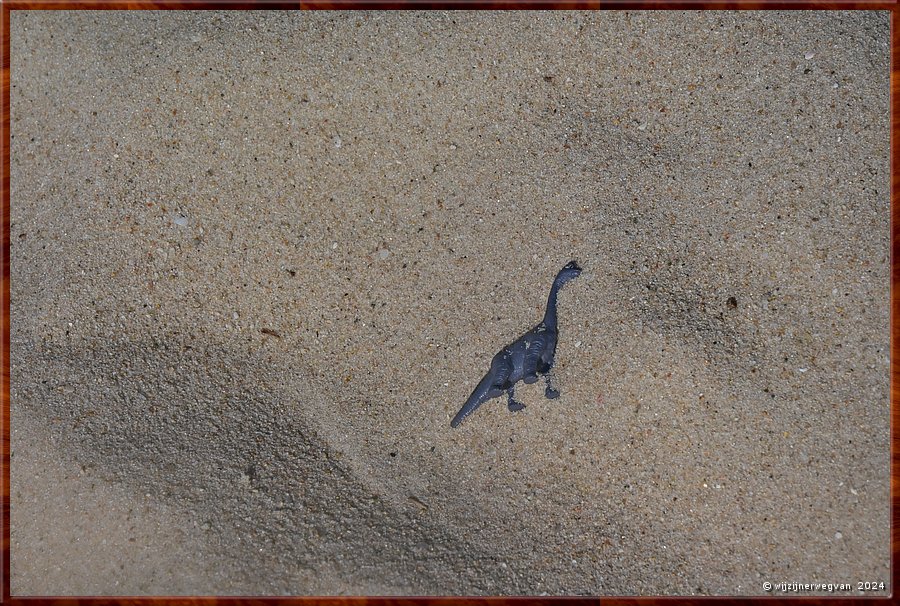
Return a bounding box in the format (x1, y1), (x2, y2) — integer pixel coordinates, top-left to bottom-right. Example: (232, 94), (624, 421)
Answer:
(506, 387), (526, 412)
(542, 373), (560, 399)
(507, 400), (526, 412)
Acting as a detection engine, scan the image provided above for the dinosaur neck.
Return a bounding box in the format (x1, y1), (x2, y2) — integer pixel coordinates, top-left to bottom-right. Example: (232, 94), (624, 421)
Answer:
(542, 275), (566, 331)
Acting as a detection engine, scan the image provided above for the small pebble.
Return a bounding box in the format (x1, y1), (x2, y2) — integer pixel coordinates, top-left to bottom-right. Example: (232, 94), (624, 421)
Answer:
(834, 531), (842, 540)
(333, 135), (342, 148)
(804, 51), (816, 60)
(173, 215), (188, 227)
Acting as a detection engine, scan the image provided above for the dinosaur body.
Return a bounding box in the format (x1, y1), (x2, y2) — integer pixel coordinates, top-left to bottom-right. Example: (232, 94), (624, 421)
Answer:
(450, 260), (582, 428)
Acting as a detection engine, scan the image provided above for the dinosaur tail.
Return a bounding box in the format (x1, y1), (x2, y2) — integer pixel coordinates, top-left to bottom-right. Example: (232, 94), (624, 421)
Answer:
(543, 260), (582, 330)
(450, 373), (495, 428)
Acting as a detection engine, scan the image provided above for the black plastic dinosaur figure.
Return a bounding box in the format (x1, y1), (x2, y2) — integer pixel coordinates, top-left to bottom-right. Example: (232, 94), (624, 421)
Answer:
(450, 260), (582, 428)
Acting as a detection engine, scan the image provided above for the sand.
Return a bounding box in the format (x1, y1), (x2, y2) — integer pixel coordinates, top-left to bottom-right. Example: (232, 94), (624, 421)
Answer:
(9, 10), (890, 596)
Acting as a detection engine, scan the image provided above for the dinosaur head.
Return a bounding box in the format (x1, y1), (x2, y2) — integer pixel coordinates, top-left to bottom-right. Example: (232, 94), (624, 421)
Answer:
(563, 260), (582, 273)
(557, 260), (582, 282)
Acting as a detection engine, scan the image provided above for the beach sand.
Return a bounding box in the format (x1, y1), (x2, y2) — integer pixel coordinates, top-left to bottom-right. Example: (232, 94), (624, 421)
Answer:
(10, 10), (890, 595)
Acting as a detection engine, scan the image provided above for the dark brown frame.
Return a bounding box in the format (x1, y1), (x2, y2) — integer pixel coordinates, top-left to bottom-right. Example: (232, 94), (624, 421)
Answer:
(0, 1), (896, 603)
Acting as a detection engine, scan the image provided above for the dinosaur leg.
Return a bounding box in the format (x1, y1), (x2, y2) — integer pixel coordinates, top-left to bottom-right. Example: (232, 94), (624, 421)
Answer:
(544, 374), (560, 399)
(506, 387), (526, 412)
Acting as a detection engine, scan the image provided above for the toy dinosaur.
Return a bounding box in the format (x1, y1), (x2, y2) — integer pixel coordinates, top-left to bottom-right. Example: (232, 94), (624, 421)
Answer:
(450, 260), (582, 428)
